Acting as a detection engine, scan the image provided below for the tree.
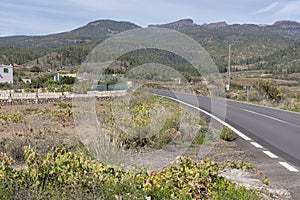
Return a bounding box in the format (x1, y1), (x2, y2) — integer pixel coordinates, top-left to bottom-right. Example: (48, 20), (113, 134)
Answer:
(60, 76), (76, 85)
(30, 66), (42, 73)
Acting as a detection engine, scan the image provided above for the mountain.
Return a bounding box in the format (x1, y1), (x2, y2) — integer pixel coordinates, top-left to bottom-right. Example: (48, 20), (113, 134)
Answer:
(148, 19), (195, 29)
(250, 40), (300, 73)
(202, 21), (228, 29)
(147, 19), (300, 69)
(0, 19), (300, 72)
(0, 20), (140, 52)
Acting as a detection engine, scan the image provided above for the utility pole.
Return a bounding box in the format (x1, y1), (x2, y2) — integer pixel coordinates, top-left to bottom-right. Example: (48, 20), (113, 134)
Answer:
(8, 86), (13, 105)
(35, 83), (39, 104)
(226, 44), (232, 91)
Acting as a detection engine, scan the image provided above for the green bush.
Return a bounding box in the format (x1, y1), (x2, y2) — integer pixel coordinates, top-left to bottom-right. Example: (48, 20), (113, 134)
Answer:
(254, 80), (283, 103)
(220, 126), (235, 141)
(194, 127), (214, 145)
(0, 148), (259, 199)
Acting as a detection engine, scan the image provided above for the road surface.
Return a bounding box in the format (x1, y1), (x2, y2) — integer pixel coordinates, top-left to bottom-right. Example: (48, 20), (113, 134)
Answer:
(150, 89), (300, 168)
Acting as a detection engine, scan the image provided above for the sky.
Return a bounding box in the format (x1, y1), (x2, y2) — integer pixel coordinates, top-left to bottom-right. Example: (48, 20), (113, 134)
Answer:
(0, 0), (300, 36)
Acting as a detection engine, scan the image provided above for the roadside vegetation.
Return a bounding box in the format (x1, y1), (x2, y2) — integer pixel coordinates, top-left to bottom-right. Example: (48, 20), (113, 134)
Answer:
(225, 76), (300, 112)
(220, 126), (235, 141)
(0, 147), (260, 200)
(0, 92), (273, 199)
(96, 91), (213, 151)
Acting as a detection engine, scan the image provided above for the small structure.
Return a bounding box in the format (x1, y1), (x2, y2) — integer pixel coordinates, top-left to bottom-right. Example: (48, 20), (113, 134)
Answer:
(0, 64), (13, 84)
(21, 79), (32, 84)
(54, 73), (77, 81)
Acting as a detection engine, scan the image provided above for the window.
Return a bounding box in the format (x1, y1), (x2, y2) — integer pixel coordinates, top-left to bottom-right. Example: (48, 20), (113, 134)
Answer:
(3, 68), (9, 73)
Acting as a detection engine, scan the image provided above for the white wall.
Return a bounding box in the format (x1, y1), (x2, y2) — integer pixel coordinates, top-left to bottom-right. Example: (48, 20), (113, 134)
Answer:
(0, 65), (13, 84)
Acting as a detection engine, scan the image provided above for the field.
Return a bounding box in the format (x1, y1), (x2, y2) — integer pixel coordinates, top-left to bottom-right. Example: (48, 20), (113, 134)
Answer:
(0, 91), (291, 199)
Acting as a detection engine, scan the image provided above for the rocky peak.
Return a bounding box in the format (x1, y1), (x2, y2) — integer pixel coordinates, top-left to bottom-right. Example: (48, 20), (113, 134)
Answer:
(202, 21), (228, 28)
(148, 19), (195, 29)
(273, 20), (300, 26)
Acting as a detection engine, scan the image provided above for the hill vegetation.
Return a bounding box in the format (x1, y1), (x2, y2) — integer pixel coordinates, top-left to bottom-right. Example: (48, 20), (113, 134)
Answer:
(0, 19), (300, 74)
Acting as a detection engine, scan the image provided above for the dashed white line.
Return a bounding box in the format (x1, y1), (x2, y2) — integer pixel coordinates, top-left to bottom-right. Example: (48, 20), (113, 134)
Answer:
(263, 151), (278, 158)
(279, 162), (299, 172)
(158, 93), (299, 173)
(251, 142), (263, 148)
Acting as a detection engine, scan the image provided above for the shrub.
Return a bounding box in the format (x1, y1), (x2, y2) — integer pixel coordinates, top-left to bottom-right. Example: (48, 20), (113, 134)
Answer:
(0, 113), (24, 123)
(30, 66), (42, 73)
(110, 91), (182, 150)
(153, 128), (176, 149)
(220, 126), (235, 141)
(194, 127), (214, 145)
(254, 80), (283, 103)
(0, 148), (259, 199)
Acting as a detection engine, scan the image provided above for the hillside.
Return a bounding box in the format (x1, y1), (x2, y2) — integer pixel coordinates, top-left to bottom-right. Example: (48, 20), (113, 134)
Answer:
(0, 19), (300, 72)
(0, 20), (140, 52)
(149, 19), (300, 69)
(250, 40), (300, 73)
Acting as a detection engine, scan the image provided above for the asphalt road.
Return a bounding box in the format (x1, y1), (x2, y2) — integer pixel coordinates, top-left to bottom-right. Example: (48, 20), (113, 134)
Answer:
(150, 89), (300, 168)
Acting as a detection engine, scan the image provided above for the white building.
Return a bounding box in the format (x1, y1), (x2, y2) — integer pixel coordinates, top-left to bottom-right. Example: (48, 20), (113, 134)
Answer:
(54, 73), (77, 81)
(0, 64), (13, 84)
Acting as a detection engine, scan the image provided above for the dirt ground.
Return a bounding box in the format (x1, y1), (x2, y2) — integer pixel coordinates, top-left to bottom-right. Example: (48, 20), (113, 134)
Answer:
(0, 101), (291, 199)
(231, 78), (299, 86)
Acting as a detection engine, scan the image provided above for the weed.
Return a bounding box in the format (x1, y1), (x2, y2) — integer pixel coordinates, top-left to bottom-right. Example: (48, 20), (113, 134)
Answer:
(220, 126), (235, 141)
(0, 148), (259, 199)
(0, 113), (24, 123)
(262, 177), (271, 186)
(193, 127), (214, 145)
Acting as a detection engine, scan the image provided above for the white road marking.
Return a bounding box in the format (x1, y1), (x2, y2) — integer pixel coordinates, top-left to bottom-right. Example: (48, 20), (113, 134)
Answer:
(279, 162), (299, 172)
(158, 93), (299, 173)
(242, 109), (300, 129)
(162, 96), (251, 141)
(263, 151), (278, 158)
(251, 142), (263, 148)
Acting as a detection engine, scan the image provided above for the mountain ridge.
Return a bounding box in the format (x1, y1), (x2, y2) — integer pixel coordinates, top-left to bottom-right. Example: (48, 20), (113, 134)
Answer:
(1, 18), (299, 38)
(0, 18), (300, 72)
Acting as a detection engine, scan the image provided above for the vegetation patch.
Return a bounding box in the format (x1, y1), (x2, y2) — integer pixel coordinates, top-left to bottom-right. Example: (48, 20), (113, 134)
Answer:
(0, 147), (260, 200)
(220, 126), (235, 141)
(0, 113), (24, 123)
(193, 127), (214, 145)
(254, 80), (283, 103)
(100, 91), (207, 151)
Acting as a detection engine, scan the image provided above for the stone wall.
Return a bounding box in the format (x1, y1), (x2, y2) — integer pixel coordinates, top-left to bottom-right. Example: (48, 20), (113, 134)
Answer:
(0, 90), (127, 106)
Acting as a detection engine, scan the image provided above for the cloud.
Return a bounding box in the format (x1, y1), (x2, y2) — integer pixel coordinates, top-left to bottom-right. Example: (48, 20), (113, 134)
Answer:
(255, 2), (279, 14)
(0, 0), (300, 36)
(278, 0), (300, 16)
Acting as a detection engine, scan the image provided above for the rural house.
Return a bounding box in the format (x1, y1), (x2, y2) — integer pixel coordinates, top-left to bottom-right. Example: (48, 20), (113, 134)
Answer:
(0, 64), (13, 84)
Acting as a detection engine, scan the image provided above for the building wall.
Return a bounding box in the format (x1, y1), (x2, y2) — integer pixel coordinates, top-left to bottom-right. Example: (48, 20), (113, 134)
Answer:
(0, 65), (13, 84)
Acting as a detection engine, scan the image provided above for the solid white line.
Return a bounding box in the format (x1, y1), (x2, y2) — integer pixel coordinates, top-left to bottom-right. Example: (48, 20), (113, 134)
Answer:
(279, 162), (299, 172)
(163, 96), (251, 141)
(227, 97), (300, 115)
(263, 151), (278, 158)
(242, 109), (288, 123)
(158, 94), (300, 173)
(242, 109), (300, 129)
(251, 142), (263, 148)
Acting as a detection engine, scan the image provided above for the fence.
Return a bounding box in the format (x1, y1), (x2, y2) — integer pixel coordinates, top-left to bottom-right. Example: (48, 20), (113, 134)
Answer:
(91, 82), (128, 91)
